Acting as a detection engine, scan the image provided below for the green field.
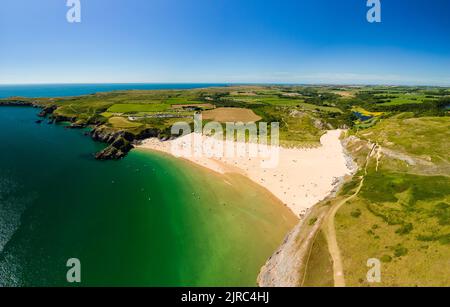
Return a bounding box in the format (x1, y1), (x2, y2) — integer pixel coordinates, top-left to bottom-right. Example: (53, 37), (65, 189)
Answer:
(1, 84), (449, 287)
(108, 116), (144, 128)
(107, 103), (169, 113)
(373, 93), (438, 106)
(334, 116), (450, 286)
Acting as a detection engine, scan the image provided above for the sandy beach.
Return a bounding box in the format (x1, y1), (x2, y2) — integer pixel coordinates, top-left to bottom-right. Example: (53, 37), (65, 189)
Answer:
(137, 129), (354, 217)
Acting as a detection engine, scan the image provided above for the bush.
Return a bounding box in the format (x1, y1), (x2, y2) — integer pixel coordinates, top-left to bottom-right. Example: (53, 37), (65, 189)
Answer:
(430, 202), (450, 226)
(381, 255), (392, 263)
(351, 209), (362, 218)
(395, 223), (413, 235)
(394, 246), (408, 257)
(308, 217), (318, 226)
(417, 233), (450, 245)
(439, 234), (450, 245)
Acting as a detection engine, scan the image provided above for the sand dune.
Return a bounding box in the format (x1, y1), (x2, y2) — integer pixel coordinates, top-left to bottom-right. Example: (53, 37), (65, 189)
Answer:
(137, 130), (354, 217)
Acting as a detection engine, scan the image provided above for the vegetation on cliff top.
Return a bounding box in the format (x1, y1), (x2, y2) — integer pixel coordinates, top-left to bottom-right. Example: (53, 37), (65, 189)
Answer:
(333, 116), (450, 286)
(1, 85), (449, 285)
(2, 85), (447, 151)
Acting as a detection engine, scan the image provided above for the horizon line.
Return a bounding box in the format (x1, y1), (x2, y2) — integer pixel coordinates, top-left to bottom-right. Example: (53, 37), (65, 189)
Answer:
(0, 82), (449, 87)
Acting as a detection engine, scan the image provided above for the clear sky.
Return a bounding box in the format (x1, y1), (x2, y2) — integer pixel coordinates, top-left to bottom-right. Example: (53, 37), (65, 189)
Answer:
(1, 0), (449, 85)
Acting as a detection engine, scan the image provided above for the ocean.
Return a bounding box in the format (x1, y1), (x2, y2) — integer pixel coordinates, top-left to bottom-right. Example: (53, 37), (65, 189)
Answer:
(0, 84), (296, 286)
(0, 83), (229, 99)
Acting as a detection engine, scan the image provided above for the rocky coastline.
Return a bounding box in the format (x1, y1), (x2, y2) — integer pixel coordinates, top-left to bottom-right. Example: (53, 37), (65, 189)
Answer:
(257, 135), (357, 287)
(0, 101), (166, 160)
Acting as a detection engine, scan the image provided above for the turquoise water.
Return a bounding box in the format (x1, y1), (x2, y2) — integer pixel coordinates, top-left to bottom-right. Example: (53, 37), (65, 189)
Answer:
(0, 83), (228, 99)
(0, 106), (296, 286)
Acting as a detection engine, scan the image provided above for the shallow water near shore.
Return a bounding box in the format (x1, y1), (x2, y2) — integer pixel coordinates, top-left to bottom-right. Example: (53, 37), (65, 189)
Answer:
(0, 106), (296, 286)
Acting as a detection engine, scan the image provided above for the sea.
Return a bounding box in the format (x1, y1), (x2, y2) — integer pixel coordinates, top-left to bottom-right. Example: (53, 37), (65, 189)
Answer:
(0, 84), (296, 286)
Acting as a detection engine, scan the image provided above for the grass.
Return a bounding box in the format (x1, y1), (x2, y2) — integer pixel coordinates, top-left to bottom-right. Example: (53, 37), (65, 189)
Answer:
(373, 93), (438, 106)
(108, 117), (143, 129)
(171, 103), (214, 110)
(357, 116), (450, 166)
(107, 103), (169, 113)
(252, 106), (326, 146)
(335, 173), (450, 286)
(2, 85), (449, 286)
(1, 85), (446, 151)
(165, 97), (206, 105)
(301, 230), (334, 287)
(333, 119), (450, 286)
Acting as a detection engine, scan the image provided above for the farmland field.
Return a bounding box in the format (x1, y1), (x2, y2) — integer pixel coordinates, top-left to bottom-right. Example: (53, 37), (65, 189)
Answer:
(202, 107), (262, 123)
(107, 103), (169, 113)
(1, 84), (449, 287)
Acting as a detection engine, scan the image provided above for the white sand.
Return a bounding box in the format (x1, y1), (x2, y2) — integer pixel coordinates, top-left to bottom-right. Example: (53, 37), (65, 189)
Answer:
(137, 130), (353, 217)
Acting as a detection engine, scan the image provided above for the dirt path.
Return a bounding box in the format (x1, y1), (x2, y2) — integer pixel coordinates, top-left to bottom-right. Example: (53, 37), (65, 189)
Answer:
(323, 143), (376, 287)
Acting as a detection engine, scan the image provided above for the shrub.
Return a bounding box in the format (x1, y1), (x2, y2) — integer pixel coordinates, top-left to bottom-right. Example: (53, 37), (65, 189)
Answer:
(394, 246), (408, 257)
(430, 202), (450, 226)
(381, 255), (392, 263)
(308, 217), (318, 226)
(439, 234), (450, 245)
(351, 209), (361, 218)
(395, 223), (413, 235)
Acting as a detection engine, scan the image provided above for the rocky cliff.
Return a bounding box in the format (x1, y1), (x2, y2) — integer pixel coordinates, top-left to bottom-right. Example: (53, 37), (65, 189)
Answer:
(257, 136), (357, 287)
(0, 101), (167, 160)
(91, 126), (165, 160)
(257, 204), (329, 287)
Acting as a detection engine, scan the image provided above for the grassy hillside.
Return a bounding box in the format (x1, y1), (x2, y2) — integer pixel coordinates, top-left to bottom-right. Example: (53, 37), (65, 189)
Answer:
(1, 84), (449, 285)
(0, 85), (365, 146)
(334, 116), (450, 286)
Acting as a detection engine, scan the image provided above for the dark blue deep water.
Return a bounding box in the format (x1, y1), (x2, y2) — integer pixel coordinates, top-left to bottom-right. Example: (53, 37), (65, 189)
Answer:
(0, 83), (228, 99)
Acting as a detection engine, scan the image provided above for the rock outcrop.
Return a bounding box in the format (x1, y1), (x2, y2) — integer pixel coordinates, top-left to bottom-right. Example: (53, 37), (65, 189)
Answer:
(0, 100), (35, 107)
(95, 137), (134, 160)
(90, 127), (132, 160)
(38, 105), (57, 117)
(257, 205), (329, 287)
(65, 122), (87, 129)
(0, 101), (168, 161)
(50, 114), (76, 123)
(90, 126), (165, 160)
(257, 135), (358, 287)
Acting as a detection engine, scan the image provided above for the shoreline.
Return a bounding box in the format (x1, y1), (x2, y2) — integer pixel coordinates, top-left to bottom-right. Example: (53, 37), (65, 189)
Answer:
(136, 129), (354, 217)
(0, 106), (299, 286)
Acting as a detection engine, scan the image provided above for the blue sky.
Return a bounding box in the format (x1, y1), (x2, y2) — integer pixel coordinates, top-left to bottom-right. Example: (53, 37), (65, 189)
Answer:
(1, 0), (449, 85)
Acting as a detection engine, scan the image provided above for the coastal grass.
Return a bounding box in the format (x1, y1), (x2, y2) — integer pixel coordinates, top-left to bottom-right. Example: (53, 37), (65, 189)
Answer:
(301, 230), (334, 287)
(2, 84), (414, 146)
(335, 173), (450, 286)
(0, 106), (299, 286)
(279, 113), (325, 147)
(108, 116), (143, 129)
(165, 97), (206, 105)
(250, 106), (326, 147)
(1, 85), (449, 287)
(357, 116), (450, 166)
(334, 121), (450, 286)
(107, 103), (170, 113)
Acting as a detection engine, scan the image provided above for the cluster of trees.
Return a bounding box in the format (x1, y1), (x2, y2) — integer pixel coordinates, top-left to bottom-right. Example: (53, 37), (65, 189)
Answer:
(370, 97), (450, 116)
